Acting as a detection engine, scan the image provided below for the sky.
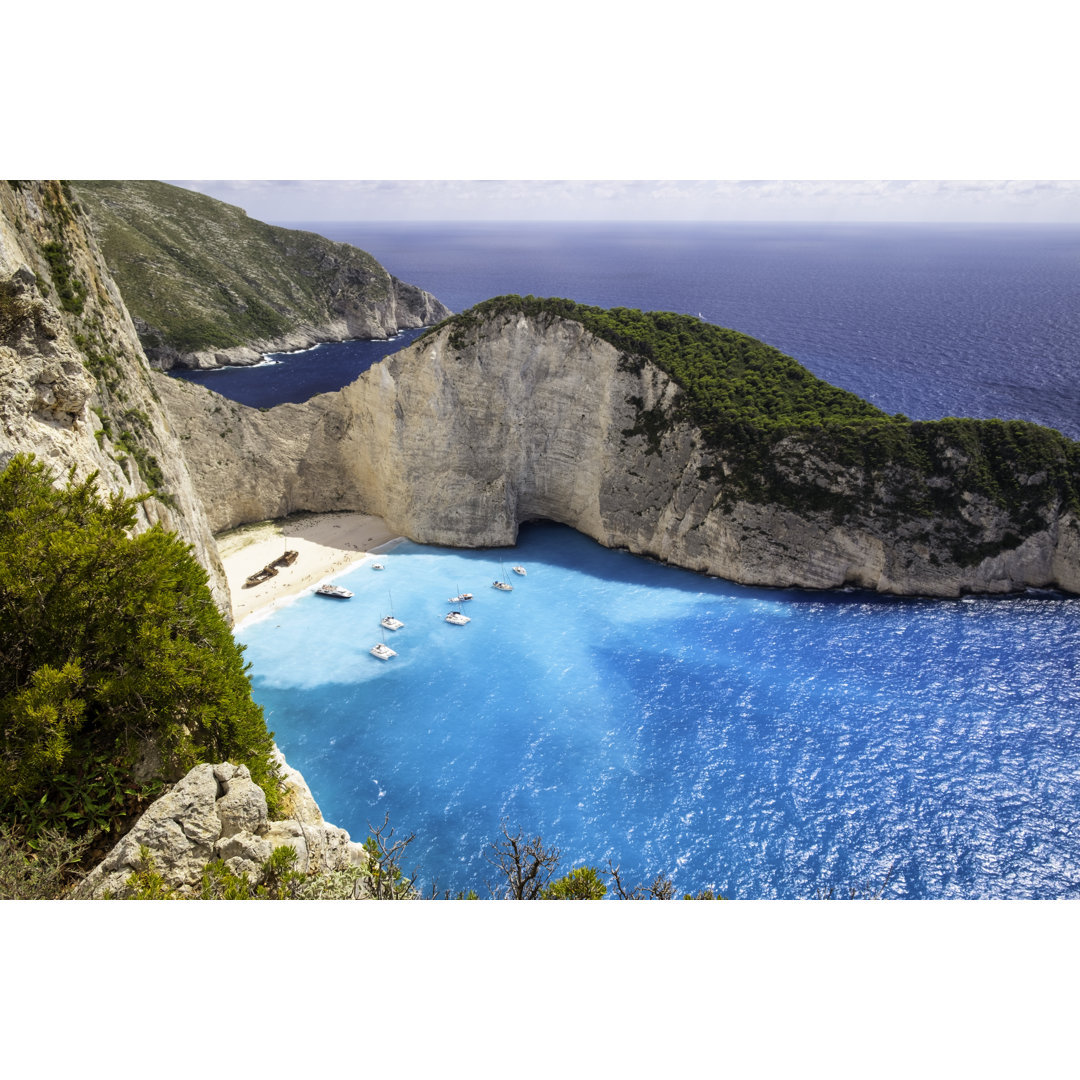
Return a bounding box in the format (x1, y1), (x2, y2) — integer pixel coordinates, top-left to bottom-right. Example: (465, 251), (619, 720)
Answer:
(170, 178), (1080, 224)
(12, 4), (1080, 226)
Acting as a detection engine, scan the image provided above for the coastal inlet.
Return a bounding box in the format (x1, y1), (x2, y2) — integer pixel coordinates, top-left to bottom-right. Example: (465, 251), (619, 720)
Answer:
(237, 522), (1080, 900)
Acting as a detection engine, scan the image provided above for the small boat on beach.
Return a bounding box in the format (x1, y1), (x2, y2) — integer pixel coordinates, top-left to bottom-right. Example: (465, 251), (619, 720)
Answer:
(316, 584), (353, 599)
(244, 549), (300, 587)
(370, 641), (396, 660)
(372, 563), (385, 571)
(445, 611), (471, 625)
(512, 565), (526, 576)
(243, 565), (278, 589)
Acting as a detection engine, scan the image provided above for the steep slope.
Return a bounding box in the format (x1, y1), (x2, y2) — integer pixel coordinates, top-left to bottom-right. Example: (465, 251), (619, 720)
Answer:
(0, 181), (228, 609)
(72, 181), (450, 369)
(156, 296), (1080, 597)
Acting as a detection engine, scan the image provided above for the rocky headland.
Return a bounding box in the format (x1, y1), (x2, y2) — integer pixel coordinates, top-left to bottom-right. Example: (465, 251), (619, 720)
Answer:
(158, 296), (1080, 598)
(71, 181), (450, 370)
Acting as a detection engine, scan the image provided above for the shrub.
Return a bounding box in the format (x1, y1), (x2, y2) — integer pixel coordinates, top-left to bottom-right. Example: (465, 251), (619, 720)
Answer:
(0, 454), (282, 846)
(541, 866), (607, 899)
(0, 822), (92, 899)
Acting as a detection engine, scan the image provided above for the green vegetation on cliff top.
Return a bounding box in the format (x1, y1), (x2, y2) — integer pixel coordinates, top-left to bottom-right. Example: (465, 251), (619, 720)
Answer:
(71, 181), (392, 355)
(430, 296), (1080, 552)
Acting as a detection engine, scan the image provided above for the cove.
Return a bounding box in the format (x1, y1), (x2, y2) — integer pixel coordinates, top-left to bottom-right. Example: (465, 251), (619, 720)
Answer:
(238, 522), (1080, 899)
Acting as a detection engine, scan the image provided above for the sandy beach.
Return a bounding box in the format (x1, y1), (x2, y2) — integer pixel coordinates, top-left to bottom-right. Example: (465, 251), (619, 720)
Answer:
(217, 511), (400, 625)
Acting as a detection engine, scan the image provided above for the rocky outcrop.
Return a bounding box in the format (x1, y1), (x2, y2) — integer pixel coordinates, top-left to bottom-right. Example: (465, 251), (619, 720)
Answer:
(0, 181), (229, 610)
(157, 306), (1080, 597)
(78, 761), (367, 899)
(73, 182), (451, 370)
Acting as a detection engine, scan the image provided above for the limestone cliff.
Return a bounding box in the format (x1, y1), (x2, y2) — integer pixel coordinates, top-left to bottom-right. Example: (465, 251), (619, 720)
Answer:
(157, 299), (1080, 597)
(0, 181), (229, 609)
(72, 181), (451, 370)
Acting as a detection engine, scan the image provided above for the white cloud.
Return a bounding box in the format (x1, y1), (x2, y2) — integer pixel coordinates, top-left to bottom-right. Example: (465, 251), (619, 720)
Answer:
(170, 178), (1080, 224)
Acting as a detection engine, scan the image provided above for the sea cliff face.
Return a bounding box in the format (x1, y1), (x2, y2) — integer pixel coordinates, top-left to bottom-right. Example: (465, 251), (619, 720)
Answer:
(0, 181), (229, 609)
(157, 307), (1080, 597)
(72, 182), (451, 370)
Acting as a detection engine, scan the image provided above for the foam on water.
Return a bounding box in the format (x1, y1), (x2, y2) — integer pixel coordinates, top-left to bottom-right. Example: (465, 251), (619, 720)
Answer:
(239, 523), (1080, 898)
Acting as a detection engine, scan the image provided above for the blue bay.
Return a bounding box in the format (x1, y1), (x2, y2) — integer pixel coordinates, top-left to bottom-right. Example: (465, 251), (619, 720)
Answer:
(230, 222), (1080, 898)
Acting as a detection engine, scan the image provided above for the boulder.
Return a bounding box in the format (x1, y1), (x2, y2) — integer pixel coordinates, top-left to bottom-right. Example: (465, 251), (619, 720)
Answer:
(79, 761), (366, 898)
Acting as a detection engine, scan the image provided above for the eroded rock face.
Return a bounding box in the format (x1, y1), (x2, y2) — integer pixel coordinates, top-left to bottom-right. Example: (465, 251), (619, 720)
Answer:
(0, 182), (229, 612)
(157, 310), (1080, 597)
(78, 762), (366, 898)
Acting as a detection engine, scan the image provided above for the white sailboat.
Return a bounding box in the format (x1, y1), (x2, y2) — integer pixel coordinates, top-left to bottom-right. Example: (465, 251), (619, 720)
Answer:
(380, 589), (404, 631)
(445, 610), (471, 625)
(370, 625), (397, 660)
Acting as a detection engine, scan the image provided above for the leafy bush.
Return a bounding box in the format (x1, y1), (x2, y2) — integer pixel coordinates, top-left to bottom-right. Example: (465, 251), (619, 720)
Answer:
(0, 454), (282, 846)
(541, 865), (607, 899)
(0, 822), (92, 899)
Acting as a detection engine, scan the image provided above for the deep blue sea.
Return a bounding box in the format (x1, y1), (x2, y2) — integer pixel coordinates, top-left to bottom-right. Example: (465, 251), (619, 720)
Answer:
(231, 222), (1080, 898)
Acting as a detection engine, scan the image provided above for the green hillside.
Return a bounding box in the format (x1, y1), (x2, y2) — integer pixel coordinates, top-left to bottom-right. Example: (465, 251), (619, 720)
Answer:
(72, 181), (441, 358)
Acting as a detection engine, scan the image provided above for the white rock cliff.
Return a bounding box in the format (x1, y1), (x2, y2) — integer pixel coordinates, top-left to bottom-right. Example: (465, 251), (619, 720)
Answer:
(158, 309), (1080, 597)
(0, 182), (230, 609)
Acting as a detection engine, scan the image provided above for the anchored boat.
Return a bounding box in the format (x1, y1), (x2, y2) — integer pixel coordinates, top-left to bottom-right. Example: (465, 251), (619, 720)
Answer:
(316, 584), (353, 599)
(381, 589), (404, 630)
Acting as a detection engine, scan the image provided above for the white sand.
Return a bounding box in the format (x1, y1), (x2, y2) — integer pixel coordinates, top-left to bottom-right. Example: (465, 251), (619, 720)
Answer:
(217, 512), (400, 625)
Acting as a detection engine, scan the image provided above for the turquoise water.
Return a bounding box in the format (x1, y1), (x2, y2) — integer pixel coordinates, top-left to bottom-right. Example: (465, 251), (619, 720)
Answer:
(239, 522), (1080, 899)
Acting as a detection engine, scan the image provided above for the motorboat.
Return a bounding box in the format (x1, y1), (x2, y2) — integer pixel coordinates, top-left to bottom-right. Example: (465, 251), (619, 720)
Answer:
(372, 563), (385, 571)
(316, 584), (353, 599)
(512, 565), (526, 576)
(380, 615), (404, 631)
(445, 611), (471, 625)
(370, 642), (396, 660)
